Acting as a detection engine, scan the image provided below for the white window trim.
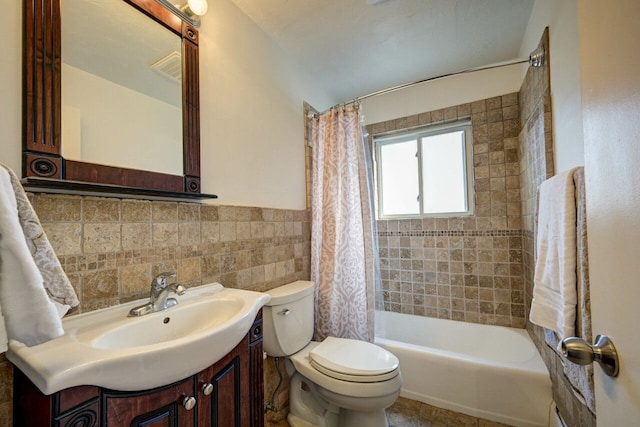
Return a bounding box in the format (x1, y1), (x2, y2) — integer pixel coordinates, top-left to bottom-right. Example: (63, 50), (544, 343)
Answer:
(374, 120), (475, 219)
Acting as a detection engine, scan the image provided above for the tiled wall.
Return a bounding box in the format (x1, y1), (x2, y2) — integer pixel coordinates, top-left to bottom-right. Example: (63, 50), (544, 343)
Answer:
(34, 196), (310, 311)
(0, 194), (311, 426)
(519, 31), (596, 427)
(369, 93), (526, 328)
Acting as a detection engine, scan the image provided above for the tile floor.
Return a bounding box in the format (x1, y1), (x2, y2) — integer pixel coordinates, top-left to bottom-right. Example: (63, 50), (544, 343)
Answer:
(266, 397), (514, 427)
(386, 397), (513, 427)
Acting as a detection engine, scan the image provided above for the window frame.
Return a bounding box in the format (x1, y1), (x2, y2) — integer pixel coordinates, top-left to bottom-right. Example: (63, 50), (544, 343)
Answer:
(374, 120), (475, 219)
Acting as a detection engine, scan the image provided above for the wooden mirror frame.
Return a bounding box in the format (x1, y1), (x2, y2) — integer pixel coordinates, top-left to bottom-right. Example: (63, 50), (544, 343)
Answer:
(23, 0), (213, 199)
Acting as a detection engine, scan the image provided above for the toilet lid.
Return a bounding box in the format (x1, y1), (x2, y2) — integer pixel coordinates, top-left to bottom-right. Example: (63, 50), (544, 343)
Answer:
(309, 337), (399, 382)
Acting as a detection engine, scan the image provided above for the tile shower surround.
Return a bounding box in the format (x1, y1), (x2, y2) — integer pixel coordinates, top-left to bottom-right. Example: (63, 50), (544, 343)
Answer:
(518, 32), (595, 427)
(368, 93), (527, 328)
(0, 196), (311, 425)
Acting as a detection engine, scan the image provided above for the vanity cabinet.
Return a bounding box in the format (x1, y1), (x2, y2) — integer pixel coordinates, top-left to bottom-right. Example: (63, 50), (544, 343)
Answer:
(13, 312), (264, 427)
(103, 377), (195, 426)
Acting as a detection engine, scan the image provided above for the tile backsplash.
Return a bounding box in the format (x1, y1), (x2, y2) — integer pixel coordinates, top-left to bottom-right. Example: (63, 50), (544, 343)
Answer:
(31, 195), (310, 313)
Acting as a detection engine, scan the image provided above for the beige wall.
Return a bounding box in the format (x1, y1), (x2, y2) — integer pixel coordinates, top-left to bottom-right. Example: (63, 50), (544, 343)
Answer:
(520, 0), (584, 173)
(198, 0), (332, 209)
(361, 65), (522, 125)
(0, 0), (21, 174)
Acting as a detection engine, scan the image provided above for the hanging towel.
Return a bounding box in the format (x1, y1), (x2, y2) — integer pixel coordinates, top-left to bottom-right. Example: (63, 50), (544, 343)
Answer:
(0, 165), (78, 352)
(543, 167), (595, 413)
(530, 167), (579, 340)
(2, 165), (79, 307)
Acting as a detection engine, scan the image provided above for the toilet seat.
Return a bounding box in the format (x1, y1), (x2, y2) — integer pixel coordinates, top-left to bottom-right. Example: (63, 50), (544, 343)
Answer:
(308, 337), (399, 383)
(290, 342), (402, 399)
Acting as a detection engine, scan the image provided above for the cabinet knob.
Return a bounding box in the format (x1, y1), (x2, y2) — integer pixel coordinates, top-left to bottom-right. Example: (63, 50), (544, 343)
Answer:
(201, 382), (214, 396)
(183, 396), (196, 411)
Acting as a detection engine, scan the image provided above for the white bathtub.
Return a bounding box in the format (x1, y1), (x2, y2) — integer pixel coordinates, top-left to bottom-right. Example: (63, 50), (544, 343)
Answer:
(375, 311), (553, 427)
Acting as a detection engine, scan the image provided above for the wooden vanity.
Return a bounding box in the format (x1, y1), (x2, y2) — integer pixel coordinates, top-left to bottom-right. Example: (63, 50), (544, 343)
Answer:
(13, 312), (264, 427)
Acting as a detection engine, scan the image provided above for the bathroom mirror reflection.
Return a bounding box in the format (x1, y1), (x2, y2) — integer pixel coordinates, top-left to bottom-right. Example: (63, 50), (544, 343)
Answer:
(61, 0), (183, 176)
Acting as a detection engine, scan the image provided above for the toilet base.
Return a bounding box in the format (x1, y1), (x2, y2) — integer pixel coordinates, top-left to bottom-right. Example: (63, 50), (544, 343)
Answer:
(289, 406), (390, 427)
(288, 372), (393, 427)
(288, 413), (327, 427)
(288, 374), (339, 427)
(339, 408), (389, 427)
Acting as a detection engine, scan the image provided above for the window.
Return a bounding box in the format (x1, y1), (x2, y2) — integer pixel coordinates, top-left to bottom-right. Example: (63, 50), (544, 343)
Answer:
(374, 121), (474, 218)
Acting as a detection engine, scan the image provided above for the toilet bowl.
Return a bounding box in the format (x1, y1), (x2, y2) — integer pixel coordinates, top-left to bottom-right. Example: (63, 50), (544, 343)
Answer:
(263, 281), (402, 427)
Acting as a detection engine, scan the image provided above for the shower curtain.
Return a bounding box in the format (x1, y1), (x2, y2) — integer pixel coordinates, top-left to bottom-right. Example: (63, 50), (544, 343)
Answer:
(310, 105), (380, 342)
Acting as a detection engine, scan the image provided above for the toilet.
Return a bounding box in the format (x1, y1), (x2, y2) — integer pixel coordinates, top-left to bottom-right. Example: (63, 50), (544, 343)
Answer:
(263, 280), (402, 427)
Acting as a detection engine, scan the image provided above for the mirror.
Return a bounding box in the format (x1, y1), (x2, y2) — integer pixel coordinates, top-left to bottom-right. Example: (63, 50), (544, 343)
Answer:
(61, 0), (183, 176)
(23, 0), (209, 198)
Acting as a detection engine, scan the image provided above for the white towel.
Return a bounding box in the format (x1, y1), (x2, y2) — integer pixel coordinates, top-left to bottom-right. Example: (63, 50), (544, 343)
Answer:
(530, 167), (579, 340)
(2, 164), (79, 307)
(0, 168), (65, 351)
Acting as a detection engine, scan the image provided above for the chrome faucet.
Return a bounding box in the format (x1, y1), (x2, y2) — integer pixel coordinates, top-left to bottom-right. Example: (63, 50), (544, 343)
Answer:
(128, 272), (187, 317)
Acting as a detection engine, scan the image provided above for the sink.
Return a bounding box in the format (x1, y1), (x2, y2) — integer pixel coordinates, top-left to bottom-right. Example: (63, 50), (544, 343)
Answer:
(93, 296), (244, 349)
(7, 283), (270, 394)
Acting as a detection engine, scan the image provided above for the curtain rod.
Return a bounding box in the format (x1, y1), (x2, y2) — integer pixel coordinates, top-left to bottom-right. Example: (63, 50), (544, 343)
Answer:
(358, 58), (529, 101)
(313, 46), (545, 116)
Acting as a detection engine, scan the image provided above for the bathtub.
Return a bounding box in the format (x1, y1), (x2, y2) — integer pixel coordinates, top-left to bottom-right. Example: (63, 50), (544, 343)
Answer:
(375, 311), (553, 427)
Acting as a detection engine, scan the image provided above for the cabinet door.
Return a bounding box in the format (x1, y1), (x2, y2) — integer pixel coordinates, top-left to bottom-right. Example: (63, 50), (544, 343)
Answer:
(57, 400), (100, 427)
(197, 337), (250, 427)
(103, 377), (195, 427)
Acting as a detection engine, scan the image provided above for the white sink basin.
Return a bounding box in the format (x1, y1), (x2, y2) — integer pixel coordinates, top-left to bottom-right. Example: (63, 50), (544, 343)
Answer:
(93, 296), (244, 349)
(7, 283), (270, 394)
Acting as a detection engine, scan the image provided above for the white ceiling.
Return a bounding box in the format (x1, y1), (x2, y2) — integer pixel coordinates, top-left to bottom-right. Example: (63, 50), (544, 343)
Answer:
(231, 0), (535, 103)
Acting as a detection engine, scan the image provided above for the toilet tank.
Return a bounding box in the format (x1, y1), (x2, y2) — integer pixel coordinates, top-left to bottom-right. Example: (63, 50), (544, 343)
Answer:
(263, 280), (315, 357)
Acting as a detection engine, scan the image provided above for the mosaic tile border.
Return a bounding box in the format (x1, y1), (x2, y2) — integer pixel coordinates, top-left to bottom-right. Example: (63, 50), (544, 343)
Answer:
(378, 229), (522, 238)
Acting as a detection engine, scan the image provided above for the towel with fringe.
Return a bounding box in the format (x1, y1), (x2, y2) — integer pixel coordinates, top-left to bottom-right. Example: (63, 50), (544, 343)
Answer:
(544, 167), (595, 413)
(0, 164), (79, 352)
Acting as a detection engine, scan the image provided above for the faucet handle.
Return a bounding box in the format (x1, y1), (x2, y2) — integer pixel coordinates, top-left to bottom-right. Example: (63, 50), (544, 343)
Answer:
(152, 272), (177, 290)
(173, 284), (187, 296)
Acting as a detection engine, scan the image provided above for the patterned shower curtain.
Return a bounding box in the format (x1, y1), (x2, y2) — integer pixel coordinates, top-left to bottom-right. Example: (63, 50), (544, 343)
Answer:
(310, 105), (379, 342)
